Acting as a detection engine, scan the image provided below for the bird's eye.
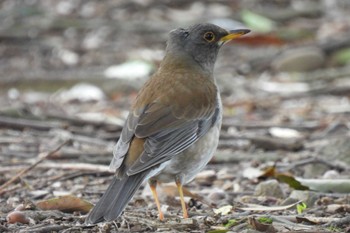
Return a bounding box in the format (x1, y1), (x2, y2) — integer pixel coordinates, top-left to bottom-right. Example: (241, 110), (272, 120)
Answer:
(203, 32), (215, 42)
(183, 31), (189, 38)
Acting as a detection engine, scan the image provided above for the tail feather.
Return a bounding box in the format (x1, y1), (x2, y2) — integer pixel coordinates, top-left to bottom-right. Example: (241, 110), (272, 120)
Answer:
(85, 172), (149, 224)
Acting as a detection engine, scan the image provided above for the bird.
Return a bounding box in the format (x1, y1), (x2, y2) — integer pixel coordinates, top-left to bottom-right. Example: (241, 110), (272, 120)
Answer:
(85, 23), (250, 224)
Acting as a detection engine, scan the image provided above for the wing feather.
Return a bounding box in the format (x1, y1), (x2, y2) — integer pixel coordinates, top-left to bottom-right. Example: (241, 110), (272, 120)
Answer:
(109, 71), (219, 175)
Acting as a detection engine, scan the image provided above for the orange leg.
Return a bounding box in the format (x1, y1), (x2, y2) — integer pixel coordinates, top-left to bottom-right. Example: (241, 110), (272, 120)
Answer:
(149, 180), (164, 221)
(175, 179), (188, 218)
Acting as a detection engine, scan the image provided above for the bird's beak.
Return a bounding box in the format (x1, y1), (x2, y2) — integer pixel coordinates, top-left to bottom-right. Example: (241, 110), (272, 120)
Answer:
(220, 29), (250, 42)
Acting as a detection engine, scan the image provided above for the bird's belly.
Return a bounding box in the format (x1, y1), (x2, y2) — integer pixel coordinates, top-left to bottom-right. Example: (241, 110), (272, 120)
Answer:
(154, 121), (221, 184)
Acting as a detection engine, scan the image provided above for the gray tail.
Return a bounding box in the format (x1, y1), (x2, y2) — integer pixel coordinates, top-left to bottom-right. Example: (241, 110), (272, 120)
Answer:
(85, 172), (148, 224)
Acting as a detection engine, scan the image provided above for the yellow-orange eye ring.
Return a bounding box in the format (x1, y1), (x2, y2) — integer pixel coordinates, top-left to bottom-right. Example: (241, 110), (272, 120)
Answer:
(203, 31), (215, 42)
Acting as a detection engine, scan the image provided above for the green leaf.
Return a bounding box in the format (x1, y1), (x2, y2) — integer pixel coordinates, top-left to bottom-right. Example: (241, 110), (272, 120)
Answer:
(224, 219), (238, 228)
(296, 202), (307, 214)
(276, 173), (309, 190)
(332, 48), (350, 65)
(327, 225), (342, 232)
(257, 217), (273, 224)
(241, 10), (276, 33)
(207, 230), (228, 233)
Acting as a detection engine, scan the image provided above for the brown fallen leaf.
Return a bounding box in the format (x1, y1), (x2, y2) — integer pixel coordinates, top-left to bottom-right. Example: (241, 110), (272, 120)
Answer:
(36, 195), (93, 214)
(260, 166), (276, 178)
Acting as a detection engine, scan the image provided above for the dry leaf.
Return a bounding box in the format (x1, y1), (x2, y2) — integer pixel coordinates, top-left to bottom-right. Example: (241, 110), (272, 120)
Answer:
(259, 166), (309, 190)
(213, 205), (233, 215)
(248, 217), (276, 233)
(238, 201), (301, 211)
(36, 195), (93, 214)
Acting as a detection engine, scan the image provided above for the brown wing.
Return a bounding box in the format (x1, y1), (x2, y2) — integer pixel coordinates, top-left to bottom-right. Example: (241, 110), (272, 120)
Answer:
(109, 70), (219, 176)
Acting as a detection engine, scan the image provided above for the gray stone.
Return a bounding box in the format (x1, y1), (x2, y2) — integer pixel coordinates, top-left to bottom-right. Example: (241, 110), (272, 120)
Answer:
(289, 190), (319, 207)
(254, 180), (285, 199)
(272, 47), (325, 72)
(318, 137), (350, 166)
(303, 163), (329, 178)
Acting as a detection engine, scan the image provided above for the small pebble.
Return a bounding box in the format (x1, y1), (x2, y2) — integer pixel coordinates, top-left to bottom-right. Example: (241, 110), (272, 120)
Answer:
(7, 211), (30, 224)
(208, 191), (226, 202)
(322, 170), (340, 179)
(289, 190), (318, 207)
(272, 47), (325, 72)
(195, 170), (217, 185)
(254, 180), (284, 199)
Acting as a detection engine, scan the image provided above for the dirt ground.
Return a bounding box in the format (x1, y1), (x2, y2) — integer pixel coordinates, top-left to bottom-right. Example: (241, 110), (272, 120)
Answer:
(0, 0), (350, 232)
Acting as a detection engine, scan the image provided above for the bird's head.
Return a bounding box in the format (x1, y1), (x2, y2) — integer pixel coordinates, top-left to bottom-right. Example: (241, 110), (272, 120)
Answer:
(165, 23), (250, 73)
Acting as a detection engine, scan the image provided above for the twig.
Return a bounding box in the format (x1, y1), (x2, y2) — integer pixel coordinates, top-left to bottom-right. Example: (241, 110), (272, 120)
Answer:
(221, 119), (320, 131)
(0, 140), (70, 195)
(284, 157), (347, 172)
(248, 136), (303, 151)
(0, 225), (9, 232)
(295, 65), (350, 82)
(0, 162), (111, 173)
(324, 215), (350, 228)
(45, 112), (124, 128)
(19, 224), (69, 233)
(38, 162), (111, 172)
(0, 115), (65, 130)
(219, 133), (304, 151)
(123, 211), (198, 231)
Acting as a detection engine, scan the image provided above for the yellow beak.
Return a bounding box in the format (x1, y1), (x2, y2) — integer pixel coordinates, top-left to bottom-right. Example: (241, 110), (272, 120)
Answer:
(220, 29), (250, 42)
